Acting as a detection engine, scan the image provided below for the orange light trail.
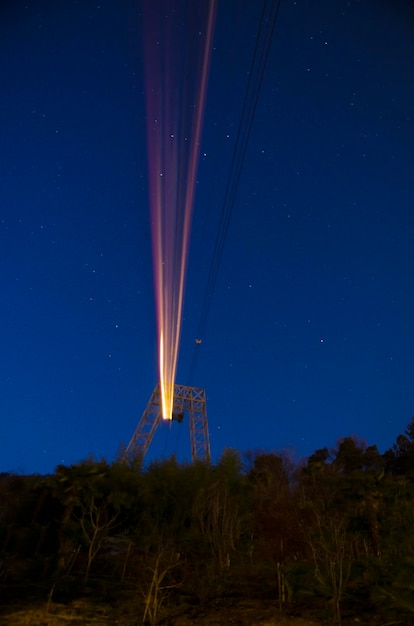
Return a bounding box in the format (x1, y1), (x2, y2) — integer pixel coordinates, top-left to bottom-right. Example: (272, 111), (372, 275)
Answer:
(143, 1), (216, 420)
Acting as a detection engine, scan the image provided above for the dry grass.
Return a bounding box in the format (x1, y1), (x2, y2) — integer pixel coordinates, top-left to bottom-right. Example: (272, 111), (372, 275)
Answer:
(164, 595), (322, 625)
(0, 597), (333, 626)
(175, 616), (319, 626)
(0, 604), (320, 626)
(0, 600), (117, 625)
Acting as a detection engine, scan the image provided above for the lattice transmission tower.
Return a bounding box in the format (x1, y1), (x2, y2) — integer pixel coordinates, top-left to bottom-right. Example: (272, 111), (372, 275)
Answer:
(123, 383), (211, 464)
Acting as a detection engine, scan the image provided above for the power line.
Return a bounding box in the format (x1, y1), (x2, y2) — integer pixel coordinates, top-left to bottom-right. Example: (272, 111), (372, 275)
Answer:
(188, 0), (282, 384)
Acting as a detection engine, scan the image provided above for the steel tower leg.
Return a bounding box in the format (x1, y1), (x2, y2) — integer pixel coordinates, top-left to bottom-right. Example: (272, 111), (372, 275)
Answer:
(123, 385), (163, 461)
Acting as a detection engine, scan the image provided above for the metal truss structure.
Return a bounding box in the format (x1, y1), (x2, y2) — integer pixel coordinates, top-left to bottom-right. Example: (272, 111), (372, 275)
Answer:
(123, 383), (211, 463)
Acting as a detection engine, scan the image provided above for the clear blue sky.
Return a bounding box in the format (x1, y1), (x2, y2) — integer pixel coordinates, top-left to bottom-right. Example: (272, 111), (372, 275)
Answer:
(1, 0), (413, 474)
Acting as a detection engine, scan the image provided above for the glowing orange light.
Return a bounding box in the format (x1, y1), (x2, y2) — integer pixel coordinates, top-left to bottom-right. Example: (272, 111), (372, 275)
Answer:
(143, 1), (216, 419)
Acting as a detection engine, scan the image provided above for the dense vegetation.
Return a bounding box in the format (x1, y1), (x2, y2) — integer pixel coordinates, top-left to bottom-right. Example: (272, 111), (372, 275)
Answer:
(1, 419), (414, 625)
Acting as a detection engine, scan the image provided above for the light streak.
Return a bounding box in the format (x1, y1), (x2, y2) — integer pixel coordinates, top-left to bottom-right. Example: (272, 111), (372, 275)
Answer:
(143, 0), (216, 419)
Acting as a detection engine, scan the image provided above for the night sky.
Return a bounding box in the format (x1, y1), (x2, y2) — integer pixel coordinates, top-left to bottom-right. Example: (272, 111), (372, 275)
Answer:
(1, 0), (413, 474)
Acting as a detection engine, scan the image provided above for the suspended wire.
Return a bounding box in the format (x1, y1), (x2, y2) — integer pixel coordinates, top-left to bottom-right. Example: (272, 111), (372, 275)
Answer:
(188, 0), (282, 384)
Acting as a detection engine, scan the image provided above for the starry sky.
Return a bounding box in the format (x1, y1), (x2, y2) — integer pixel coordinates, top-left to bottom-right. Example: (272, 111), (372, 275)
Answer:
(1, 0), (413, 474)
